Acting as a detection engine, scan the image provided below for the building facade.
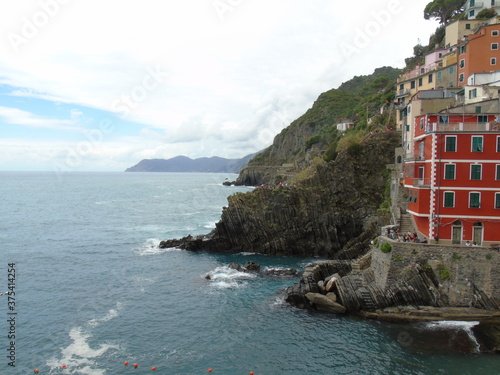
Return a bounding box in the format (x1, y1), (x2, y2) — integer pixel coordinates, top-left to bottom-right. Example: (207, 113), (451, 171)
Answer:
(403, 112), (500, 245)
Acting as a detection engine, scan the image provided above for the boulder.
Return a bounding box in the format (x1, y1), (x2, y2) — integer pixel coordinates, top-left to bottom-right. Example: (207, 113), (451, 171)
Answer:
(305, 293), (347, 314)
(243, 261), (260, 272)
(318, 280), (326, 293)
(325, 273), (340, 292)
(227, 262), (242, 271)
(260, 268), (300, 277)
(325, 292), (337, 302)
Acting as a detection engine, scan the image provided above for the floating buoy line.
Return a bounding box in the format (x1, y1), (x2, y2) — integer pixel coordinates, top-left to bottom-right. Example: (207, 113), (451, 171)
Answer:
(33, 363), (258, 373)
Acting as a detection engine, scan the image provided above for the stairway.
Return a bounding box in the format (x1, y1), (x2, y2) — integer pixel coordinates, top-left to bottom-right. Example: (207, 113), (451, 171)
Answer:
(399, 212), (415, 233)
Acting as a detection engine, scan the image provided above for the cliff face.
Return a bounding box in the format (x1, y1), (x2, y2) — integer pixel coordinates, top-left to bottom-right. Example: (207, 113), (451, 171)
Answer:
(160, 131), (400, 257)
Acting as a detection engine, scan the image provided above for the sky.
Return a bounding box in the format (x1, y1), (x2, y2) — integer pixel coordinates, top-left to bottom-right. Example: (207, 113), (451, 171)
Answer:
(0, 0), (439, 172)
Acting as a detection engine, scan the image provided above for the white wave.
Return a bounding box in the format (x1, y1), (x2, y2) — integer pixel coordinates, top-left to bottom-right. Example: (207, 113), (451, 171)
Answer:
(87, 303), (123, 328)
(47, 328), (119, 375)
(132, 238), (183, 256)
(204, 266), (257, 289)
(203, 222), (216, 229)
(237, 252), (257, 256)
(423, 320), (480, 352)
(47, 305), (122, 374)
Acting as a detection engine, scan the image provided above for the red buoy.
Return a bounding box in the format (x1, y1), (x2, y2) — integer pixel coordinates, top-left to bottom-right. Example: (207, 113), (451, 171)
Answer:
(151, 367), (157, 371)
(250, 372), (255, 375)
(124, 361), (129, 366)
(62, 365), (67, 369)
(208, 369), (213, 373)
(133, 363), (139, 368)
(34, 370), (40, 374)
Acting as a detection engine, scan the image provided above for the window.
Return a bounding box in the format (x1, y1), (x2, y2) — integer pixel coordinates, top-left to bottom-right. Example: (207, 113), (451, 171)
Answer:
(493, 0), (496, 6)
(428, 74), (433, 83)
(497, 164), (500, 180)
(466, 23), (471, 30)
(493, 30), (499, 37)
(411, 80), (416, 89)
(399, 84), (404, 91)
(492, 58), (497, 65)
(469, 88), (477, 99)
(470, 192), (481, 208)
(420, 118), (425, 130)
(439, 115), (449, 124)
(460, 59), (465, 68)
(496, 193), (500, 209)
(471, 164), (482, 180)
(413, 190), (418, 203)
(472, 136), (483, 152)
(459, 73), (465, 82)
(492, 43), (499, 50)
(449, 66), (455, 74)
(470, 10), (475, 17)
(418, 77), (423, 87)
(445, 136), (457, 152)
(444, 192), (455, 208)
(437, 71), (442, 79)
(470, 0), (475, 6)
(460, 45), (466, 54)
(497, 136), (500, 152)
(445, 164), (456, 179)
(478, 115), (488, 123)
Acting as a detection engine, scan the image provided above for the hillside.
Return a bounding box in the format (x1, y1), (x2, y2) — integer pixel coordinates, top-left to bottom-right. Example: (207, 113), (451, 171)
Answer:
(236, 66), (401, 186)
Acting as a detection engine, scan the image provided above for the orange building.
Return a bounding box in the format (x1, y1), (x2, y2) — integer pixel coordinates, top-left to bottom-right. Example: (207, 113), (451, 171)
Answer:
(458, 24), (500, 85)
(404, 112), (500, 245)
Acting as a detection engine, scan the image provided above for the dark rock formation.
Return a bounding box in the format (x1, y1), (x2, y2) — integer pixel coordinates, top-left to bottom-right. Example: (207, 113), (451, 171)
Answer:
(159, 132), (400, 258)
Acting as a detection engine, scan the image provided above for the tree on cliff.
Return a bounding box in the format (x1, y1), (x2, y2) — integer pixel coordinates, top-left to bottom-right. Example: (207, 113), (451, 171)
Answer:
(424, 0), (466, 24)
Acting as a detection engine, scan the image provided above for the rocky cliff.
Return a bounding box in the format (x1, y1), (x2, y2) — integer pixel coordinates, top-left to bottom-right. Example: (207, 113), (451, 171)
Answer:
(160, 131), (400, 257)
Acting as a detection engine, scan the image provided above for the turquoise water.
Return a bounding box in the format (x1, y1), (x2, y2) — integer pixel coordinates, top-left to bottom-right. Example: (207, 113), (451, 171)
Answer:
(1, 172), (499, 375)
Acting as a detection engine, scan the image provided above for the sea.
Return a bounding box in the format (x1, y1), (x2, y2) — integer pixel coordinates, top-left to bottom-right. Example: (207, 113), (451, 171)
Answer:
(1, 171), (500, 375)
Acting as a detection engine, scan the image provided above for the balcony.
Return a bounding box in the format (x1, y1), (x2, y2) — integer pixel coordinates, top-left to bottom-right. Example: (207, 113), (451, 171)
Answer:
(468, 1), (484, 9)
(414, 178), (431, 187)
(396, 89), (411, 97)
(425, 122), (500, 133)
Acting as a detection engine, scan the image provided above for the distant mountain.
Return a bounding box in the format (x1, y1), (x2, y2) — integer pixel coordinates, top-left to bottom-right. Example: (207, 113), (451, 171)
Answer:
(125, 153), (257, 173)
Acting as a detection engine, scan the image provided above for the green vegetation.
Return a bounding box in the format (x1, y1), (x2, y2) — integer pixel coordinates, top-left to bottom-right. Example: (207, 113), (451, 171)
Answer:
(452, 252), (462, 261)
(423, 263), (433, 271)
(476, 8), (498, 19)
(423, 0), (467, 24)
(486, 253), (493, 260)
(381, 243), (392, 253)
(437, 264), (452, 280)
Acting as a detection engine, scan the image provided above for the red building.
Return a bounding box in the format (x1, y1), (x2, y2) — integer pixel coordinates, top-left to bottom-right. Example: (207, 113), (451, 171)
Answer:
(404, 113), (500, 245)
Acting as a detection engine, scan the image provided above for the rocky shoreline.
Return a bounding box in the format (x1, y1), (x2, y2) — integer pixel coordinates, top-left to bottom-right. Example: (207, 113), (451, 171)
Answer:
(283, 239), (500, 353)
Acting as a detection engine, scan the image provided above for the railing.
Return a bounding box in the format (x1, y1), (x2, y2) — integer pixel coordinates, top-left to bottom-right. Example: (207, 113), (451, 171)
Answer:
(396, 89), (411, 97)
(413, 178), (431, 187)
(426, 122), (500, 133)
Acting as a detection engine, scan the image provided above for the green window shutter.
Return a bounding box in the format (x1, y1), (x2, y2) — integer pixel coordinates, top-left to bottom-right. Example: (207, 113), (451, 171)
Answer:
(444, 192), (454, 207)
(446, 137), (456, 152)
(445, 165), (455, 179)
(497, 165), (500, 180)
(470, 193), (480, 208)
(472, 137), (483, 152)
(496, 194), (500, 209)
(471, 165), (481, 180)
